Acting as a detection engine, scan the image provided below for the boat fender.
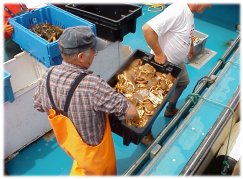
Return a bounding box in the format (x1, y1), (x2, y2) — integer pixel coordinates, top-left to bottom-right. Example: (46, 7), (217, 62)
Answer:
(216, 121), (241, 175)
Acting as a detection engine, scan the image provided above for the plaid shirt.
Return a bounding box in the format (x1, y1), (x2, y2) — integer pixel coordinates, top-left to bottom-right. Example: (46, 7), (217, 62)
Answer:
(33, 61), (129, 146)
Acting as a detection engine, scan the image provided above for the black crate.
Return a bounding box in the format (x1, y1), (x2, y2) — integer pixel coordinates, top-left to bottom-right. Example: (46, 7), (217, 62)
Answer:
(63, 4), (142, 42)
(52, 4), (67, 10)
(107, 49), (182, 146)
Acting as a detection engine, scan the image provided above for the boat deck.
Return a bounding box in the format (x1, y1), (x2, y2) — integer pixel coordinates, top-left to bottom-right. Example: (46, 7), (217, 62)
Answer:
(5, 4), (239, 175)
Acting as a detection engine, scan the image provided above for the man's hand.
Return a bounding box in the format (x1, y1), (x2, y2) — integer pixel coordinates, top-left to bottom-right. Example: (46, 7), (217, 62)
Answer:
(188, 43), (195, 60)
(125, 101), (139, 120)
(4, 22), (14, 36)
(154, 52), (167, 65)
(142, 24), (167, 65)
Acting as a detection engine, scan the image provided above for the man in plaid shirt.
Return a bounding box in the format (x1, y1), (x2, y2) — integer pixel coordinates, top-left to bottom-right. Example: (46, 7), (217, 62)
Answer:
(33, 26), (138, 175)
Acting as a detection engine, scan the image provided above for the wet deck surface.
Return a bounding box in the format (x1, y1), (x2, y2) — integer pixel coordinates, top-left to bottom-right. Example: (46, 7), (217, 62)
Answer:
(5, 4), (238, 176)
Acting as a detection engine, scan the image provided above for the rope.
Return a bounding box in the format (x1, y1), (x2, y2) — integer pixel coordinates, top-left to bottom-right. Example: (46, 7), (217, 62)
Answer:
(219, 58), (227, 66)
(185, 93), (200, 107)
(186, 93), (235, 175)
(147, 4), (165, 12)
(220, 56), (240, 67)
(225, 60), (240, 66)
(192, 76), (211, 93)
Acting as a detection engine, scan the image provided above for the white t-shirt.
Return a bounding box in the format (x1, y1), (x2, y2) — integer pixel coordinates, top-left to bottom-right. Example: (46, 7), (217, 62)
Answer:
(147, 2), (194, 65)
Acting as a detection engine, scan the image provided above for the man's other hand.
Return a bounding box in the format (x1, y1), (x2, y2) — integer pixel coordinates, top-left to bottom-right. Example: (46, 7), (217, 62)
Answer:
(4, 22), (14, 36)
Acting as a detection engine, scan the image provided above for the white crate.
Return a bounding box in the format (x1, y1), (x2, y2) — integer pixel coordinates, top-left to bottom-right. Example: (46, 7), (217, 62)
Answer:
(4, 52), (51, 159)
(193, 30), (208, 56)
(4, 52), (47, 93)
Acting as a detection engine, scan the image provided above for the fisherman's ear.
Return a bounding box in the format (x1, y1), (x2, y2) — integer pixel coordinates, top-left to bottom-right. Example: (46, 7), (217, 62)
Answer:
(77, 52), (84, 62)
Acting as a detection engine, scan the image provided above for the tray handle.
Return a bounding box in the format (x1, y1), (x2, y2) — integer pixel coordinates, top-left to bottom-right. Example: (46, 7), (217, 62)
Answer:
(142, 51), (154, 62)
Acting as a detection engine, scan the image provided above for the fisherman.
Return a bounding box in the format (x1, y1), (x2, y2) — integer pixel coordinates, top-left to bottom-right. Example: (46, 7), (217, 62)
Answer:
(141, 2), (211, 145)
(33, 26), (139, 175)
(4, 3), (28, 61)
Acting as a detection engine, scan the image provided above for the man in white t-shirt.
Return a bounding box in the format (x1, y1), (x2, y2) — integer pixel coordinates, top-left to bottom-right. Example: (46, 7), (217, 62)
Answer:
(141, 3), (211, 145)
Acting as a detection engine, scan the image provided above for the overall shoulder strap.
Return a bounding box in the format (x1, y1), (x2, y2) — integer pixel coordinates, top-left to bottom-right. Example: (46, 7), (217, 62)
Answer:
(4, 4), (27, 18)
(46, 67), (87, 116)
(19, 3), (27, 11)
(4, 5), (15, 17)
(46, 67), (59, 112)
(63, 73), (86, 115)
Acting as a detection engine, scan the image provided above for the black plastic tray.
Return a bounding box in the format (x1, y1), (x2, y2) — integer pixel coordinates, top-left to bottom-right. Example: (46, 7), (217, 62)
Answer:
(63, 4), (142, 42)
(107, 49), (182, 145)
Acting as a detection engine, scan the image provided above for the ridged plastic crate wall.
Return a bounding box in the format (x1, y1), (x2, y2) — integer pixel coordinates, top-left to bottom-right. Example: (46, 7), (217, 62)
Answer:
(4, 71), (14, 103)
(9, 4), (96, 67)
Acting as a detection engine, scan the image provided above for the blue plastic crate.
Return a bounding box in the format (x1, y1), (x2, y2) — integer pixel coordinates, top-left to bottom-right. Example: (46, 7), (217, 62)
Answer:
(4, 71), (14, 103)
(8, 4), (96, 67)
